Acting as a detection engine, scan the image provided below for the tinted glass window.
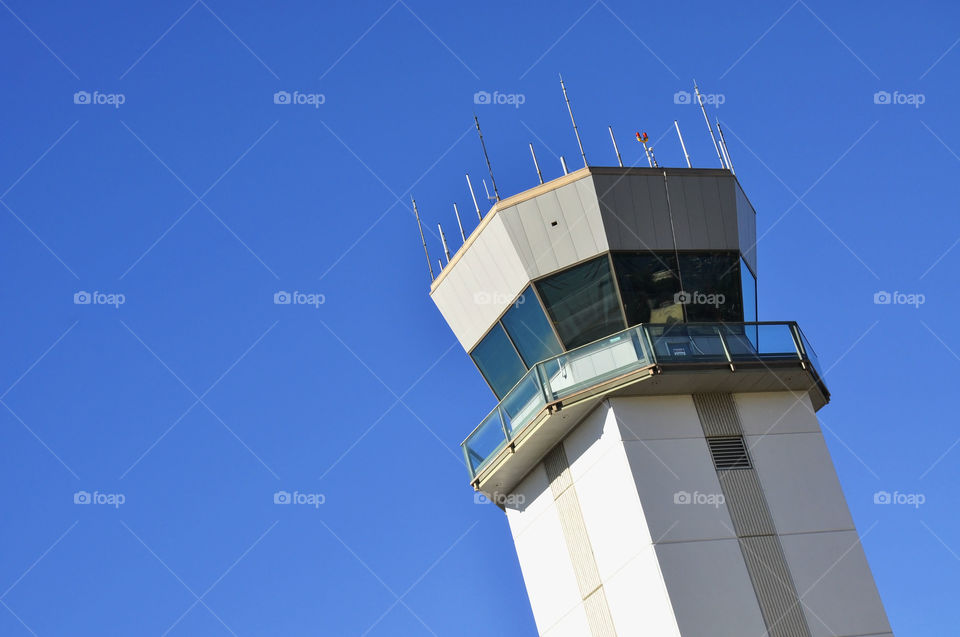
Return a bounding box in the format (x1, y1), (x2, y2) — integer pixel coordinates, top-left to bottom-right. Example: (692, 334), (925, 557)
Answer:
(470, 325), (527, 399)
(535, 256), (626, 349)
(676, 252), (743, 322)
(500, 287), (563, 366)
(611, 252), (684, 325)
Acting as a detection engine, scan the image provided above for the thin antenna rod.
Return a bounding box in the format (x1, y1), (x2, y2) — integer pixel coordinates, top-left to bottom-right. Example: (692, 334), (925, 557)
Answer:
(412, 197), (434, 281)
(608, 126), (623, 167)
(482, 179), (495, 202)
(560, 156), (569, 175)
(466, 174), (481, 221)
(473, 115), (500, 201)
(716, 119), (736, 175)
(559, 74), (588, 168)
(674, 120), (692, 168)
(694, 80), (724, 168)
(438, 223), (451, 262)
(453, 203), (466, 241)
(529, 143), (544, 184)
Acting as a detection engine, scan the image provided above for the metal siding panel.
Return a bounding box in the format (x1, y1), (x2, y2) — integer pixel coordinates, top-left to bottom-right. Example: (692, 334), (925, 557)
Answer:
(537, 191), (579, 271)
(594, 174), (624, 250)
(645, 175), (674, 250)
(499, 205), (538, 280)
(553, 184), (597, 261)
(573, 177), (608, 254)
(628, 174), (658, 251)
(667, 175), (695, 248)
(612, 176), (639, 251)
(683, 177), (714, 248)
(712, 176), (740, 250)
(517, 198), (558, 276)
(735, 182), (758, 275)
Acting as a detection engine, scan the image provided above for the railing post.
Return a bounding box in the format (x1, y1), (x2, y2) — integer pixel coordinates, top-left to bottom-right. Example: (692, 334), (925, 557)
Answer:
(463, 443), (475, 478)
(789, 323), (806, 361)
(716, 325), (734, 369)
(642, 325), (657, 365)
(498, 405), (510, 441)
(536, 363), (552, 404)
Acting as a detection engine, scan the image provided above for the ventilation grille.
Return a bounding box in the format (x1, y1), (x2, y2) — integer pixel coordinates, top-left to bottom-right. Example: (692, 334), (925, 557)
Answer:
(708, 437), (752, 470)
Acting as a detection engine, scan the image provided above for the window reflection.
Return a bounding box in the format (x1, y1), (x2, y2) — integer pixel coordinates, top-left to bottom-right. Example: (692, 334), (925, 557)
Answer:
(612, 252), (684, 325)
(501, 287), (563, 366)
(535, 256), (626, 349)
(675, 252), (743, 322)
(470, 325), (526, 399)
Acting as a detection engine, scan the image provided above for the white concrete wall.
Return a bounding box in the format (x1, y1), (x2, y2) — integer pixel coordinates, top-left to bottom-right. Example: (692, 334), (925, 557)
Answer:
(503, 392), (890, 636)
(737, 391), (892, 637)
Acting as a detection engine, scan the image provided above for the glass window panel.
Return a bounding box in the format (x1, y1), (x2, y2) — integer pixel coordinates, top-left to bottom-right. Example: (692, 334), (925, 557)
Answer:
(611, 252), (684, 325)
(676, 252), (744, 322)
(535, 256), (626, 350)
(500, 287), (563, 366)
(470, 325), (527, 399)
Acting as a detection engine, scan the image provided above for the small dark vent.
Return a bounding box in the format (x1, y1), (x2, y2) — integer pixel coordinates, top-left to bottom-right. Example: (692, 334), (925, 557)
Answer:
(708, 437), (752, 470)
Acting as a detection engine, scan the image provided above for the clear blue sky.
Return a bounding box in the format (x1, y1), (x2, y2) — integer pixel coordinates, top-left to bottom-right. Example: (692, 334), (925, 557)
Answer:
(1, 1), (956, 634)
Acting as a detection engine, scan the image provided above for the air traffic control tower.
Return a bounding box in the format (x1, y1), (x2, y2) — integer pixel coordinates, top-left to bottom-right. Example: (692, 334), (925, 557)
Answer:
(427, 163), (892, 635)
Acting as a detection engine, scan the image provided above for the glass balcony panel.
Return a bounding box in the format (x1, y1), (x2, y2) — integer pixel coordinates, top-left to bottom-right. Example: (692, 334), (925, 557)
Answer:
(464, 409), (508, 475)
(647, 324), (729, 362)
(541, 329), (651, 401)
(500, 371), (546, 435)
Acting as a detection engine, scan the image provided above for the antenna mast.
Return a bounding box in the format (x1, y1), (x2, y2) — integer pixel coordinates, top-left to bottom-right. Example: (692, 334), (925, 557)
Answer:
(694, 80), (725, 168)
(674, 120), (692, 168)
(716, 119), (736, 175)
(474, 115), (500, 201)
(608, 126), (623, 167)
(529, 143), (544, 184)
(412, 197), (434, 281)
(453, 203), (466, 241)
(560, 156), (569, 175)
(438, 223), (451, 262)
(559, 74), (588, 168)
(465, 173), (481, 221)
